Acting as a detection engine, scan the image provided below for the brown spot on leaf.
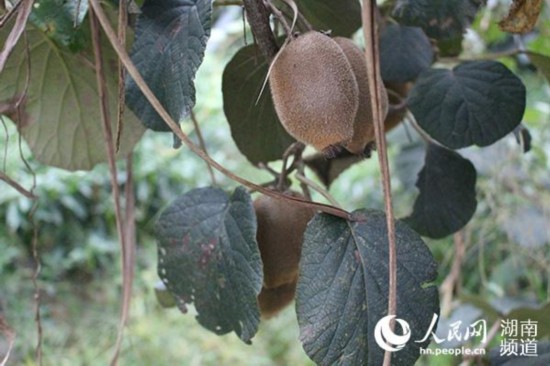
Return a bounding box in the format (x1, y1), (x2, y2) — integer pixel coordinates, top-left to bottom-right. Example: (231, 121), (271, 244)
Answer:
(199, 239), (217, 269)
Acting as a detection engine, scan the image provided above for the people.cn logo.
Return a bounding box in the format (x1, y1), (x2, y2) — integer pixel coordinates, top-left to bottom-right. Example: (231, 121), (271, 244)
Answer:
(374, 315), (412, 352)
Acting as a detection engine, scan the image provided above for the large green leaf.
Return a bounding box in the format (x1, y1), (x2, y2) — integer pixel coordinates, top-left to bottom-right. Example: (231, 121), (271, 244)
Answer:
(404, 144), (477, 239)
(379, 24), (433, 83)
(409, 61), (526, 149)
(125, 0), (212, 131)
(296, 0), (362, 37)
(392, 0), (483, 40)
(297, 210), (439, 366)
(29, 0), (89, 52)
(222, 44), (295, 164)
(155, 187), (262, 343)
(0, 24), (145, 171)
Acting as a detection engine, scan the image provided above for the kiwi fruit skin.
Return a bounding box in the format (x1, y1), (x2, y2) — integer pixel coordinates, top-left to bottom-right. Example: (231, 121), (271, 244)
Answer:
(254, 191), (315, 289)
(333, 37), (389, 155)
(269, 31), (359, 152)
(257, 280), (297, 318)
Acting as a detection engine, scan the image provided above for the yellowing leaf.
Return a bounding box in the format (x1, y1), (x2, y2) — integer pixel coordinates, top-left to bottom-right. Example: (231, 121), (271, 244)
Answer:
(499, 0), (543, 34)
(0, 24), (145, 171)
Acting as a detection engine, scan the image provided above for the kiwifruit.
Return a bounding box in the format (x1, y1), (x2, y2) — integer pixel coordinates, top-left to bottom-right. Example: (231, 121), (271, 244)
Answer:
(333, 37), (389, 155)
(253, 191), (315, 290)
(269, 31), (359, 155)
(257, 280), (297, 318)
(254, 191), (314, 318)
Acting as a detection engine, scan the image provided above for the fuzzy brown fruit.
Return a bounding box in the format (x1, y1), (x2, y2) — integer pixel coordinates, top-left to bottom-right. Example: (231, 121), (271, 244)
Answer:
(254, 192), (315, 317)
(257, 280), (297, 318)
(269, 31), (359, 155)
(254, 192), (315, 289)
(333, 37), (389, 155)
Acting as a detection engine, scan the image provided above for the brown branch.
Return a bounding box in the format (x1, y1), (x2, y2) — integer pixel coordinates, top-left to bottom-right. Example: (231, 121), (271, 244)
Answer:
(115, 0), (128, 152)
(264, 0), (292, 36)
(0, 0), (22, 28)
(0, 171), (37, 199)
(88, 0), (351, 221)
(242, 0), (279, 61)
(0, 0), (33, 72)
(190, 111), (216, 185)
(440, 231), (467, 317)
(295, 173), (340, 208)
(0, 313), (15, 366)
(13, 33), (43, 365)
(88, 8), (131, 366)
(362, 2), (398, 366)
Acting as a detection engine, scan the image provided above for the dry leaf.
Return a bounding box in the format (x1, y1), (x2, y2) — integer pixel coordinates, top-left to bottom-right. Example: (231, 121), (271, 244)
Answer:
(499, 0), (543, 33)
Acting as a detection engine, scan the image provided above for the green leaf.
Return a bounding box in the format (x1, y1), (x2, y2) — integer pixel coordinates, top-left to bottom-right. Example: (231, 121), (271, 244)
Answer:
(409, 61), (526, 149)
(222, 44), (295, 164)
(30, 0), (89, 52)
(154, 281), (177, 308)
(513, 125), (532, 154)
(0, 24), (145, 171)
(155, 187), (262, 343)
(404, 144), (477, 239)
(528, 51), (550, 83)
(125, 0), (212, 131)
(380, 24), (433, 83)
(436, 36), (464, 57)
(296, 0), (362, 37)
(394, 141), (426, 191)
(297, 209), (439, 366)
(392, 0), (483, 40)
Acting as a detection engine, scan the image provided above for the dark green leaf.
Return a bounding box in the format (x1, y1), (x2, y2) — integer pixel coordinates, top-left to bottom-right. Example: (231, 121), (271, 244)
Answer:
(513, 125), (532, 153)
(528, 51), (550, 83)
(222, 44), (295, 164)
(380, 24), (433, 82)
(126, 0), (212, 131)
(436, 36), (464, 57)
(155, 187), (262, 343)
(489, 341), (550, 365)
(392, 0), (483, 40)
(395, 141), (426, 191)
(296, 0), (362, 37)
(0, 22), (145, 171)
(404, 144), (477, 239)
(409, 61), (526, 149)
(29, 0), (89, 52)
(297, 210), (439, 366)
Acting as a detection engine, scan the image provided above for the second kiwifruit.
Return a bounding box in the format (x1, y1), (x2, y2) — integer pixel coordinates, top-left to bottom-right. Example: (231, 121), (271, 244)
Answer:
(333, 37), (389, 155)
(269, 31), (359, 155)
(257, 280), (297, 318)
(253, 191), (315, 290)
